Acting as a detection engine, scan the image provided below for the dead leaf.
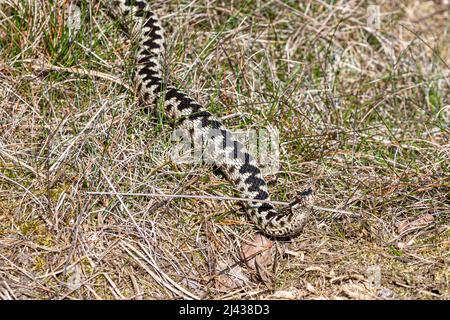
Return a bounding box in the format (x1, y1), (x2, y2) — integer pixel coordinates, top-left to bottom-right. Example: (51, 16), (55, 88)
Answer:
(239, 234), (274, 282)
(214, 259), (249, 291)
(397, 214), (434, 234)
(240, 234), (273, 269)
(269, 288), (306, 299)
(341, 283), (376, 299)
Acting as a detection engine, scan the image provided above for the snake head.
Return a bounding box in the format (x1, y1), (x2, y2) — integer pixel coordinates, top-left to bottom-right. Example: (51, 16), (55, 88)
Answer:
(291, 187), (315, 209)
(261, 187), (315, 238)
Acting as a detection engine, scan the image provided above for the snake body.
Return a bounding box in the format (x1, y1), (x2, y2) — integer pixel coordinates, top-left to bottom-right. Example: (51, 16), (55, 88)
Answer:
(110, 0), (314, 237)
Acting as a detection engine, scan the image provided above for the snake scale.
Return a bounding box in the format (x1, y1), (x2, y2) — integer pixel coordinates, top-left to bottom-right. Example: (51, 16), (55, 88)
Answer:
(109, 0), (314, 237)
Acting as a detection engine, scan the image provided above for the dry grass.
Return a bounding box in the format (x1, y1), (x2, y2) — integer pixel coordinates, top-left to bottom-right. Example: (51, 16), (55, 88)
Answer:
(0, 0), (449, 300)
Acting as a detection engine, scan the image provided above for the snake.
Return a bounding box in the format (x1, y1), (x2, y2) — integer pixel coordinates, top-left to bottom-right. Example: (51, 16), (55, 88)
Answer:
(107, 0), (315, 237)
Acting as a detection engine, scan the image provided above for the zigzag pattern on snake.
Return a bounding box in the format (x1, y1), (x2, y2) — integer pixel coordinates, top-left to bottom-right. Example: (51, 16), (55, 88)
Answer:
(109, 0), (314, 237)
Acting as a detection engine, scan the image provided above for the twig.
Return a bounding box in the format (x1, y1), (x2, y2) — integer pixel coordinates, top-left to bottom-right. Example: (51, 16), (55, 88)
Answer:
(27, 61), (131, 90)
(86, 191), (289, 205)
(86, 191), (359, 216)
